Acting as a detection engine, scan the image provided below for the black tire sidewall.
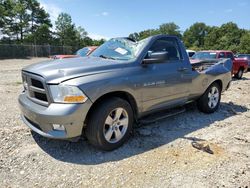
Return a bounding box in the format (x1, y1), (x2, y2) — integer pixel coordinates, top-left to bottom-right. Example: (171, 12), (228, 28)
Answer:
(237, 69), (243, 79)
(87, 98), (133, 151)
(198, 83), (221, 113)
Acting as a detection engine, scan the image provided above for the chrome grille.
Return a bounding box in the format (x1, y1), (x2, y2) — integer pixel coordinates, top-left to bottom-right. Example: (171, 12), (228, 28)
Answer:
(22, 71), (49, 106)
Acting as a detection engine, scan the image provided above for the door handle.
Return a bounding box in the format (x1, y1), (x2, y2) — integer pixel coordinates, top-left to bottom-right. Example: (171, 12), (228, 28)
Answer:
(177, 67), (189, 72)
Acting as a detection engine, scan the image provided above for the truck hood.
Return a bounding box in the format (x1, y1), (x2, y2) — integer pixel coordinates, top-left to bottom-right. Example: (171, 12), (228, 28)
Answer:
(22, 57), (128, 84)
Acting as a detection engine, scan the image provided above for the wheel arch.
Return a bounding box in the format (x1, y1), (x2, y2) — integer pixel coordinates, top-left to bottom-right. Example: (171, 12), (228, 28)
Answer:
(85, 91), (139, 125)
(213, 79), (223, 91)
(197, 79), (222, 114)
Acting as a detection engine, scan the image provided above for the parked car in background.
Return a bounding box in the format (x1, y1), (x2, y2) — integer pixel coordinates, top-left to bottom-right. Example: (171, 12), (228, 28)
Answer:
(235, 54), (250, 69)
(19, 35), (232, 150)
(51, 46), (98, 59)
(191, 50), (248, 79)
(186, 50), (196, 57)
(50, 54), (77, 59)
(76, 46), (98, 57)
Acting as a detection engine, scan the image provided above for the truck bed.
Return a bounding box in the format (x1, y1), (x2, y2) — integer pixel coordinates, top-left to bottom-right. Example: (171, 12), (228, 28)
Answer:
(191, 59), (220, 72)
(191, 59), (232, 74)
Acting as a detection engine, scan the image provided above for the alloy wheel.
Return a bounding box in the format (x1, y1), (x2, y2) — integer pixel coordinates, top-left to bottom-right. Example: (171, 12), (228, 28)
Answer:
(103, 108), (129, 143)
(208, 86), (219, 109)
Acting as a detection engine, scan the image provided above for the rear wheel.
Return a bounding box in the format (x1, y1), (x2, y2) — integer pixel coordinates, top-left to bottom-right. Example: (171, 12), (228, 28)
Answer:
(235, 68), (243, 79)
(85, 97), (133, 151)
(197, 82), (221, 114)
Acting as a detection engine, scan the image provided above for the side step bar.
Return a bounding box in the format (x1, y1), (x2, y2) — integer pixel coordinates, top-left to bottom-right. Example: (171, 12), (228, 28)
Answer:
(139, 107), (186, 125)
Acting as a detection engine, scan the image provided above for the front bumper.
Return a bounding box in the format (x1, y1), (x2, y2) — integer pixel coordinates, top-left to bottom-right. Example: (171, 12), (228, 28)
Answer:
(18, 93), (92, 139)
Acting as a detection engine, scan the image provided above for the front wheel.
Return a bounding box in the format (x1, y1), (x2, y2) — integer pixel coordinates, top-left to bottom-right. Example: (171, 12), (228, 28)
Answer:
(85, 97), (133, 151)
(197, 83), (221, 114)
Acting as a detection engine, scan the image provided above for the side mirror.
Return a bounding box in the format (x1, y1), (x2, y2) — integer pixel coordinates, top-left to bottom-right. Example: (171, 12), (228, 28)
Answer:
(142, 51), (168, 64)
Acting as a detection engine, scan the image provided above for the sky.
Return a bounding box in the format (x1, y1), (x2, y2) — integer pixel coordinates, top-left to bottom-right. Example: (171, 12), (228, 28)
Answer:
(39, 0), (250, 40)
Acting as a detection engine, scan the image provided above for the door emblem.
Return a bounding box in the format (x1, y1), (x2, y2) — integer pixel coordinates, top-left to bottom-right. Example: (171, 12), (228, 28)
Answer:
(143, 80), (166, 87)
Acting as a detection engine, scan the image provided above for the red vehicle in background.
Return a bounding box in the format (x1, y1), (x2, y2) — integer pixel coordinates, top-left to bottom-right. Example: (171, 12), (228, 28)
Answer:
(51, 46), (98, 60)
(191, 50), (248, 79)
(236, 54), (250, 70)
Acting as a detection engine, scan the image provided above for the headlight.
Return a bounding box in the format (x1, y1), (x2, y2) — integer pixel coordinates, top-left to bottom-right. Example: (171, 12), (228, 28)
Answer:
(49, 85), (88, 103)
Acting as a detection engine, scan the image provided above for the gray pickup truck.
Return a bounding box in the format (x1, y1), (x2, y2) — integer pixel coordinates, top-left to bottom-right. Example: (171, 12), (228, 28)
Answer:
(19, 35), (232, 150)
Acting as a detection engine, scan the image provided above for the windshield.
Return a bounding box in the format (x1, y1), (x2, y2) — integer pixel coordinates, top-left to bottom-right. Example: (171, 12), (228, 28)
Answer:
(90, 38), (148, 61)
(192, 52), (217, 60)
(76, 47), (90, 57)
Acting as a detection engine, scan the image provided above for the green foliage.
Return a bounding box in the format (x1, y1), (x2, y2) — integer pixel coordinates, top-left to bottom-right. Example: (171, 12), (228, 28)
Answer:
(0, 0), (104, 48)
(0, 0), (5, 28)
(2, 0), (21, 40)
(55, 13), (74, 46)
(183, 22), (210, 49)
(128, 22), (182, 41)
(138, 29), (158, 40)
(24, 24), (52, 44)
(203, 26), (220, 50)
(1, 1), (250, 54)
(204, 22), (245, 52)
(92, 39), (105, 46)
(128, 32), (140, 41)
(75, 26), (88, 47)
(55, 13), (93, 48)
(158, 22), (182, 39)
(81, 37), (93, 46)
(1, 0), (51, 43)
(238, 32), (250, 54)
(27, 0), (52, 33)
(128, 21), (250, 54)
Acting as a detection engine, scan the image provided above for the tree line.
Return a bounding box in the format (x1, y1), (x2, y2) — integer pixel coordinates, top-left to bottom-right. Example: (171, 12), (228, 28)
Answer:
(0, 0), (105, 48)
(1, 0), (250, 54)
(129, 22), (250, 53)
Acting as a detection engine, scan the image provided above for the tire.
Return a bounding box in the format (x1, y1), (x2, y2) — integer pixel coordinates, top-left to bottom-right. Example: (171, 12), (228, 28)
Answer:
(85, 97), (133, 151)
(235, 68), (243, 79)
(197, 82), (221, 114)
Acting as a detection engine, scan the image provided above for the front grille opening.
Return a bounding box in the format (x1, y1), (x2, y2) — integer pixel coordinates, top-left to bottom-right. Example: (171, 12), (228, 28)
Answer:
(31, 78), (44, 89)
(23, 73), (49, 105)
(34, 92), (48, 102)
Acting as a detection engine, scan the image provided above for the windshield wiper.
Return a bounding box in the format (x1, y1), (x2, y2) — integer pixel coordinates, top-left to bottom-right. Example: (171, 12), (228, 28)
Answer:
(99, 55), (116, 60)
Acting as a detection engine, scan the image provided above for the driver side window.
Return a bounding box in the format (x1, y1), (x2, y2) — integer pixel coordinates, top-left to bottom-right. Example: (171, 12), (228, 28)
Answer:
(226, 53), (234, 60)
(148, 37), (182, 61)
(218, 52), (225, 58)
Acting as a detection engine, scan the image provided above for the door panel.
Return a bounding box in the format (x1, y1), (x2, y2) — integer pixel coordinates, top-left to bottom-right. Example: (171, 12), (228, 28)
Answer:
(139, 37), (193, 112)
(141, 61), (192, 112)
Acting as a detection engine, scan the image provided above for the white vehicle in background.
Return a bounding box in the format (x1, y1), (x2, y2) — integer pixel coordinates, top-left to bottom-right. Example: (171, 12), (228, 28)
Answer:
(187, 50), (196, 57)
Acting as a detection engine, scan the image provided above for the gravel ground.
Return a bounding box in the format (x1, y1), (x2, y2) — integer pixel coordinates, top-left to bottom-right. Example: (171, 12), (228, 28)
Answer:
(0, 58), (249, 188)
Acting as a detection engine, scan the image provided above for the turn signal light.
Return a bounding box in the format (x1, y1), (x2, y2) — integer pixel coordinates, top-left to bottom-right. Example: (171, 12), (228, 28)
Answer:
(64, 96), (86, 103)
